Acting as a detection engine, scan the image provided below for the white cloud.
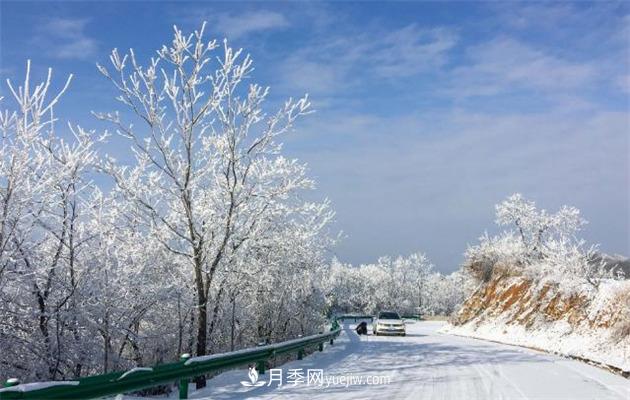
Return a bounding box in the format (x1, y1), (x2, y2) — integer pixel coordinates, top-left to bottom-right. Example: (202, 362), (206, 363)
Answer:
(499, 3), (582, 30)
(448, 37), (594, 98)
(616, 74), (630, 94)
(372, 26), (457, 78)
(36, 18), (97, 60)
(279, 25), (457, 95)
(280, 26), (597, 106)
(281, 58), (344, 95)
(208, 10), (289, 39)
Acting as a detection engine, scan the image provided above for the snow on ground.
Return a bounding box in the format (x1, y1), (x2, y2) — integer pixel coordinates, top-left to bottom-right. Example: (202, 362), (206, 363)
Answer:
(124, 320), (629, 399)
(442, 278), (630, 373)
(440, 318), (629, 373)
(0, 381), (80, 393)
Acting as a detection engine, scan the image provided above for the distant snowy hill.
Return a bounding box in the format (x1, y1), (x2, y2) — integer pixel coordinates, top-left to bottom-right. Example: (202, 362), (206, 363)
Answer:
(593, 253), (630, 278)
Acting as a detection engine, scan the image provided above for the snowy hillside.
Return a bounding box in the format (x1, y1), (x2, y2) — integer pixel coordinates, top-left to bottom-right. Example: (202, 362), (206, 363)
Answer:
(442, 274), (630, 374)
(442, 195), (630, 375)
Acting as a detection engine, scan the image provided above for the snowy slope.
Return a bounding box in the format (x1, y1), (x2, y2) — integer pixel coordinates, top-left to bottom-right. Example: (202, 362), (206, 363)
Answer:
(442, 275), (630, 373)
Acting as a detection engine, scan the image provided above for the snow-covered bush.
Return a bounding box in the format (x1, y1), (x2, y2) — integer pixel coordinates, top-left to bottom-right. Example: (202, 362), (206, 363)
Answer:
(465, 193), (621, 289)
(464, 231), (527, 281)
(495, 194), (586, 258)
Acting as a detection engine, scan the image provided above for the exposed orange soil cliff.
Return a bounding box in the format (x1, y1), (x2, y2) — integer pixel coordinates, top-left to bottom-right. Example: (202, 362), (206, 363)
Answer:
(443, 266), (630, 374)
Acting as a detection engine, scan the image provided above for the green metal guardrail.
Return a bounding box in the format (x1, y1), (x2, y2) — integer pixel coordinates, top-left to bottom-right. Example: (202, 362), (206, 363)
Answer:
(0, 320), (341, 400)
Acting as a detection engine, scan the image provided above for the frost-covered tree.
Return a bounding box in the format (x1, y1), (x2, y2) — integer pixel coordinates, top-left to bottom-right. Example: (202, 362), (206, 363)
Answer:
(94, 23), (327, 379)
(466, 193), (616, 288)
(495, 193), (585, 259)
(325, 252), (466, 317)
(0, 25), (334, 387)
(80, 191), (185, 373)
(423, 271), (475, 315)
(0, 62), (103, 380)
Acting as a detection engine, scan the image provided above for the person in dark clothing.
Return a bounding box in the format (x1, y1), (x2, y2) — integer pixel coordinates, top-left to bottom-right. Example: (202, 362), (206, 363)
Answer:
(355, 321), (368, 335)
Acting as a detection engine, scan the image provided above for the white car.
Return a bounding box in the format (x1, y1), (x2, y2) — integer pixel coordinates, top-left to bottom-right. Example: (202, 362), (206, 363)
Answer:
(372, 311), (406, 336)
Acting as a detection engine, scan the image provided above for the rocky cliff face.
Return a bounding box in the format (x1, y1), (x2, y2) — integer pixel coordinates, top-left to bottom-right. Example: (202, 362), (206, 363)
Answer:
(442, 266), (630, 374)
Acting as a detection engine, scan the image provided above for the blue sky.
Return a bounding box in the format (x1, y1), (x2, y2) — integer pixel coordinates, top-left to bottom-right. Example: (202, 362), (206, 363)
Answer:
(1, 1), (628, 272)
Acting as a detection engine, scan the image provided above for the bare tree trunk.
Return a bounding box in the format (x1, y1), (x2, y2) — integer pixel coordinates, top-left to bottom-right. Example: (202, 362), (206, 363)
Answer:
(207, 276), (228, 349)
(230, 296), (236, 351)
(193, 254), (208, 389)
(103, 309), (110, 373)
(188, 307), (195, 354)
(177, 293), (183, 356)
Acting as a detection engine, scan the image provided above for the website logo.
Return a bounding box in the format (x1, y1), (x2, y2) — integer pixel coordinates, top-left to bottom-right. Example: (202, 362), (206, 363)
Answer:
(240, 366), (266, 387)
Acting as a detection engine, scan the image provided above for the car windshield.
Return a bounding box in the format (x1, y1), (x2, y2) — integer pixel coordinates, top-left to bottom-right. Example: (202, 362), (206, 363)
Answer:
(378, 312), (400, 319)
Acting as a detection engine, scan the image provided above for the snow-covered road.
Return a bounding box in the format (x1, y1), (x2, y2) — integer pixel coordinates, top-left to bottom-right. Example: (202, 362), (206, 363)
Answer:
(179, 321), (629, 400)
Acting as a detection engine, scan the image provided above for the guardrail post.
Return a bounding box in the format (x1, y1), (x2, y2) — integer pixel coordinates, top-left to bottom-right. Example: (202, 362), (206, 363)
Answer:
(256, 360), (266, 375)
(179, 353), (191, 399)
(1, 378), (20, 400)
(297, 349), (304, 360)
(3, 379), (19, 388)
(255, 341), (267, 375)
(318, 331), (324, 351)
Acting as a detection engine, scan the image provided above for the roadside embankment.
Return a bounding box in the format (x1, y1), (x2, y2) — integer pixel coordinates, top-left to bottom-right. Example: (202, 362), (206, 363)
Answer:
(441, 269), (630, 375)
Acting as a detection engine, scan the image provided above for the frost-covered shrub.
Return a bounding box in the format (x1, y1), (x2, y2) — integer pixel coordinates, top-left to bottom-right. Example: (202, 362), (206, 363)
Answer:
(495, 194), (586, 260)
(539, 239), (611, 288)
(612, 300), (630, 343)
(465, 232), (527, 281)
(465, 194), (621, 289)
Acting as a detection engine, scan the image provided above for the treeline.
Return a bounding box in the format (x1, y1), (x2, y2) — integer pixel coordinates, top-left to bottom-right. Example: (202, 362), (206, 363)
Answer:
(325, 254), (475, 317)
